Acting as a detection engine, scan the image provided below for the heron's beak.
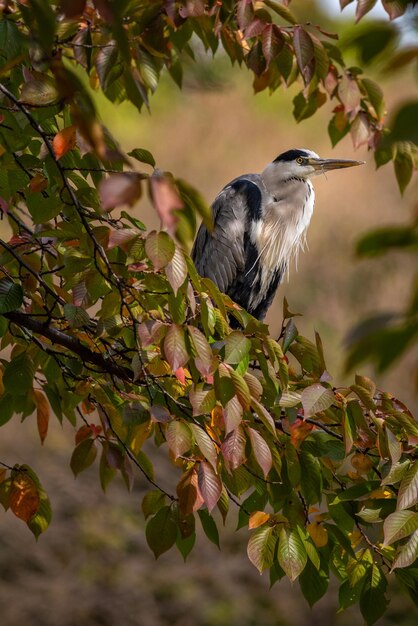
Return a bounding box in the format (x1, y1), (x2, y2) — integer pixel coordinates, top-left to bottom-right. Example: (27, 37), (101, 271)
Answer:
(309, 157), (365, 171)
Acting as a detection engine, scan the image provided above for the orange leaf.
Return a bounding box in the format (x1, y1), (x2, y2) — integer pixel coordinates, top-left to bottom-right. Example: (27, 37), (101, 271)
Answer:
(249, 511), (270, 529)
(290, 418), (313, 449)
(174, 367), (186, 384)
(10, 472), (40, 522)
(75, 424), (93, 445)
(53, 125), (77, 160)
(176, 467), (204, 517)
(33, 389), (50, 445)
(307, 522), (328, 548)
(211, 405), (225, 431)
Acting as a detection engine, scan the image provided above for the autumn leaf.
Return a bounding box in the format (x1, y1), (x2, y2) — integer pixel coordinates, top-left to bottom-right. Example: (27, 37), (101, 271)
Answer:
(249, 511), (270, 529)
(10, 470), (40, 522)
(99, 173), (144, 211)
(52, 125), (77, 160)
(33, 389), (50, 444)
(149, 172), (183, 232)
(177, 467), (204, 517)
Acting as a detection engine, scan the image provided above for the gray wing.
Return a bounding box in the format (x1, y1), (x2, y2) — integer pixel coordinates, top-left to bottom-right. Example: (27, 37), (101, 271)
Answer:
(191, 176), (263, 294)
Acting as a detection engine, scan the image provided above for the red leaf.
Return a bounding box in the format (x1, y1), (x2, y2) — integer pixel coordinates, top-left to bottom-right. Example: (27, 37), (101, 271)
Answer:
(221, 426), (246, 471)
(237, 0), (253, 30)
(293, 26), (315, 83)
(75, 424), (93, 445)
(198, 461), (222, 512)
(262, 24), (284, 65)
(245, 17), (266, 39)
(59, 0), (87, 18)
(149, 173), (183, 232)
(164, 324), (189, 371)
(355, 0), (378, 22)
(99, 173), (143, 212)
(52, 125), (77, 160)
(247, 427), (272, 478)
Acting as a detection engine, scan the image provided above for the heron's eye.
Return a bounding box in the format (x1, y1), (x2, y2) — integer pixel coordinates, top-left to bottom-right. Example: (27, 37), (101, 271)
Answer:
(296, 157), (304, 164)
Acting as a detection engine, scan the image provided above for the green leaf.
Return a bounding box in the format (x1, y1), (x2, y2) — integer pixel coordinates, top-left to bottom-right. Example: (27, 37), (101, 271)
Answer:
(166, 247), (188, 296)
(128, 148), (156, 168)
(247, 524), (277, 573)
(27, 193), (63, 222)
(392, 530), (418, 570)
(165, 420), (193, 459)
(145, 230), (175, 269)
(356, 226), (418, 257)
(70, 439), (97, 476)
(359, 562), (388, 625)
(0, 278), (23, 314)
(299, 558), (329, 607)
(3, 352), (35, 396)
(394, 142), (414, 195)
(63, 303), (91, 329)
(198, 508), (220, 548)
(397, 460), (418, 511)
(301, 384), (334, 417)
(146, 506), (177, 558)
(383, 510), (418, 546)
(190, 423), (218, 469)
(189, 386), (216, 417)
(20, 75), (59, 106)
(277, 526), (307, 581)
(142, 490), (166, 520)
(300, 451), (322, 505)
(361, 77), (385, 118)
(188, 325), (213, 377)
(264, 0), (297, 24)
(224, 331), (252, 364)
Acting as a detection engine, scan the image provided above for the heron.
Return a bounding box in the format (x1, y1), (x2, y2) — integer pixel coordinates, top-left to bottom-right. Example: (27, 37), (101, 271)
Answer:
(192, 149), (364, 323)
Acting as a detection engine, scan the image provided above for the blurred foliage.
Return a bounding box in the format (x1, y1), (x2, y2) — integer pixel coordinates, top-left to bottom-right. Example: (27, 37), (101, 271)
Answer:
(339, 7), (418, 382)
(0, 2), (417, 625)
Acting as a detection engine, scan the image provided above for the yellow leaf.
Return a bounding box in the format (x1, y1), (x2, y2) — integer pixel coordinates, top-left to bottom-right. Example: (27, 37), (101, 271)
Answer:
(351, 453), (373, 474)
(307, 522), (328, 548)
(249, 511), (270, 529)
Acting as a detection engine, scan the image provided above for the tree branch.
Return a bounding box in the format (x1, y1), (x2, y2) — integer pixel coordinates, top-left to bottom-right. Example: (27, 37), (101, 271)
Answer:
(4, 310), (134, 383)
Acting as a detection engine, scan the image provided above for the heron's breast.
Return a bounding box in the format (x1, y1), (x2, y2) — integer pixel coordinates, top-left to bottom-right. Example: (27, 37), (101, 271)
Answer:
(249, 181), (315, 286)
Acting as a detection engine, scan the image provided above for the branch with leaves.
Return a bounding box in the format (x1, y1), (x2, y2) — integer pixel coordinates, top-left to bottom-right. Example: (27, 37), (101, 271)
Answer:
(0, 2), (417, 625)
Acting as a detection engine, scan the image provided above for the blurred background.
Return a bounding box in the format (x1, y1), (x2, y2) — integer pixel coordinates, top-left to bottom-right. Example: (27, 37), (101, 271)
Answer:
(0, 1), (417, 624)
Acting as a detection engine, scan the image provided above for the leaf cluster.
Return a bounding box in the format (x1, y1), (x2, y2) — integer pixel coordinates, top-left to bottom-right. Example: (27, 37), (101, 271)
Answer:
(0, 2), (417, 624)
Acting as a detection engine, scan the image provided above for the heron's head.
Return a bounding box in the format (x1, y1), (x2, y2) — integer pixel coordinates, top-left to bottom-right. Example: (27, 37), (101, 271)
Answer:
(269, 148), (365, 180)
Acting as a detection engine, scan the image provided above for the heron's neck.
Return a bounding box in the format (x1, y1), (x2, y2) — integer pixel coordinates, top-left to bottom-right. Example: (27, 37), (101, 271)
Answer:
(260, 163), (311, 199)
